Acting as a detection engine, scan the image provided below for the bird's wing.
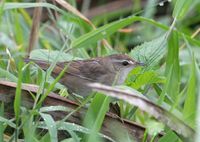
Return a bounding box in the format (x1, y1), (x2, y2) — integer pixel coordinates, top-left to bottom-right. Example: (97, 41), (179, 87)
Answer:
(26, 59), (110, 82)
(57, 60), (108, 81)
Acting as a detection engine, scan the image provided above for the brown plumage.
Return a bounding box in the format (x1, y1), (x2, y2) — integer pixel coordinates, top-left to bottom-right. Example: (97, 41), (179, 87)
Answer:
(26, 54), (142, 96)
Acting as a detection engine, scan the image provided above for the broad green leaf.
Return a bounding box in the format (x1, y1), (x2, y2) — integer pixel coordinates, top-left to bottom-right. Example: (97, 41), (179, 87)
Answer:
(126, 69), (166, 89)
(130, 34), (167, 68)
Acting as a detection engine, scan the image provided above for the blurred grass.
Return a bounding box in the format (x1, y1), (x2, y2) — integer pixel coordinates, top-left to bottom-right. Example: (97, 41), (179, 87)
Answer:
(0, 0), (200, 141)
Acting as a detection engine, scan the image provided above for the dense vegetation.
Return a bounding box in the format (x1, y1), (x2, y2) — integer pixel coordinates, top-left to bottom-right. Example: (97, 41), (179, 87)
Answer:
(0, 0), (200, 141)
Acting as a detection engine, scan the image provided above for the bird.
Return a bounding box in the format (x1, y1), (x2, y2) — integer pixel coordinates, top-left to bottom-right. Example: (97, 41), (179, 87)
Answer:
(26, 54), (143, 96)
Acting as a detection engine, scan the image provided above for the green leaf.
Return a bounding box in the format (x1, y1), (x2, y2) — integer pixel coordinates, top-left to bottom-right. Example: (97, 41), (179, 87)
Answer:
(183, 54), (196, 127)
(57, 122), (114, 142)
(3, 2), (62, 13)
(0, 116), (16, 128)
(130, 34), (167, 68)
(39, 106), (72, 113)
(30, 49), (82, 62)
(36, 65), (68, 108)
(0, 67), (18, 82)
(126, 70), (166, 89)
(83, 94), (110, 142)
(72, 16), (168, 49)
(164, 31), (180, 102)
(158, 130), (179, 142)
(40, 133), (51, 142)
(22, 63), (31, 83)
(71, 14), (200, 49)
(194, 50), (200, 142)
(14, 11), (23, 45)
(40, 113), (58, 142)
(14, 59), (23, 121)
(158, 66), (173, 104)
(173, 0), (193, 19)
(22, 114), (37, 142)
(0, 33), (17, 49)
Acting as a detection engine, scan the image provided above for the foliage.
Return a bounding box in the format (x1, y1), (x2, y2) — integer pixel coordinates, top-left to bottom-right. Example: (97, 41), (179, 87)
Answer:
(0, 0), (200, 141)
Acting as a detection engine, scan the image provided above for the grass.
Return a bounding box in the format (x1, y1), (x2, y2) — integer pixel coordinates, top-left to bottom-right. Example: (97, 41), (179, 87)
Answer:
(0, 0), (200, 141)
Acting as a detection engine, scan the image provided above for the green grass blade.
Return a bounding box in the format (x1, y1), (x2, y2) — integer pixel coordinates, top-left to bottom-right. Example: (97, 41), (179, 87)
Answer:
(172, 0), (193, 19)
(14, 59), (23, 140)
(183, 54), (196, 127)
(195, 49), (200, 142)
(0, 1), (4, 24)
(83, 94), (110, 142)
(0, 116), (16, 128)
(22, 115), (37, 142)
(72, 16), (169, 49)
(14, 60), (23, 122)
(183, 36), (198, 129)
(40, 106), (72, 113)
(36, 65), (68, 108)
(40, 113), (58, 142)
(14, 11), (24, 46)
(72, 14), (200, 49)
(56, 122), (114, 142)
(165, 31), (180, 102)
(3, 2), (62, 13)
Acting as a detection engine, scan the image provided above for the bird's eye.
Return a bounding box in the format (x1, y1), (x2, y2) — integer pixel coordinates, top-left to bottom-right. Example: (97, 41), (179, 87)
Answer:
(122, 60), (129, 66)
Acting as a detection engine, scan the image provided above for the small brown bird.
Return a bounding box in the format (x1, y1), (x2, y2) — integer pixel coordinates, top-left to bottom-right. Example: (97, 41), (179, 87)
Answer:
(27, 54), (143, 96)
